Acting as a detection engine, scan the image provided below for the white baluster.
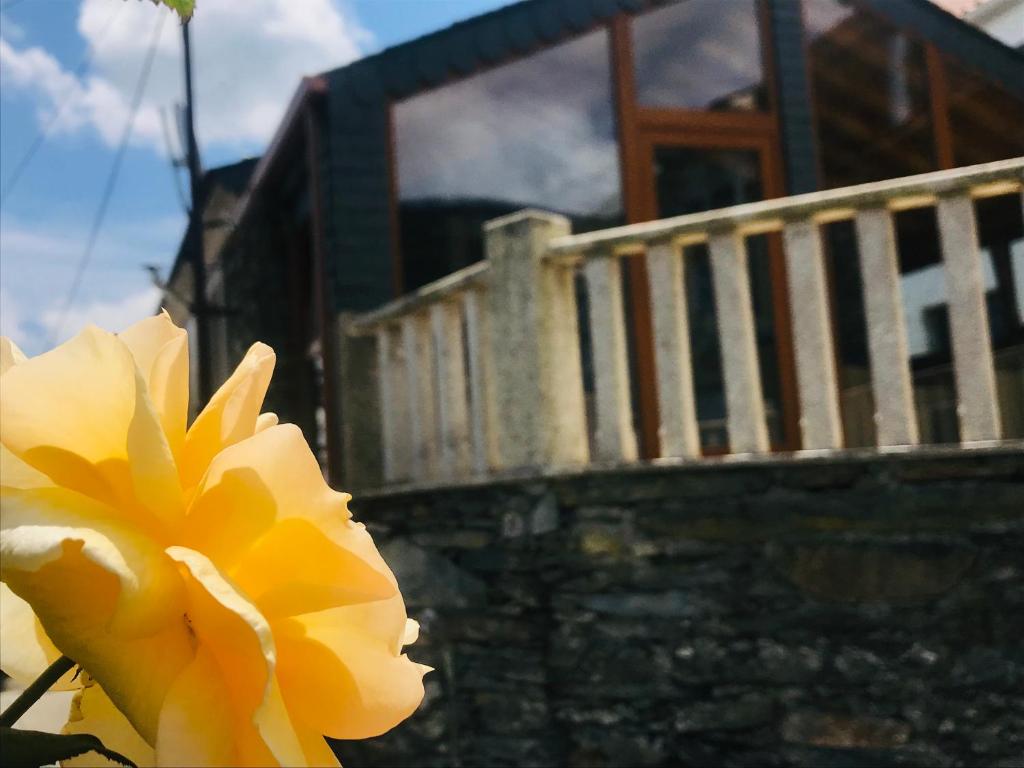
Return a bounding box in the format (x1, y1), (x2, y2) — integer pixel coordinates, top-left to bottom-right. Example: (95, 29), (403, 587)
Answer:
(431, 300), (472, 477)
(936, 193), (1001, 442)
(584, 252), (638, 462)
(854, 207), (919, 447)
(708, 229), (769, 454)
(463, 289), (500, 474)
(375, 328), (398, 482)
(402, 312), (438, 480)
(645, 239), (700, 458)
(783, 218), (843, 450)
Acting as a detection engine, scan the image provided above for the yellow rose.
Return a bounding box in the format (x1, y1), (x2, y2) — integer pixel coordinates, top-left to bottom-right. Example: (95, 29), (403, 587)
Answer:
(0, 315), (427, 767)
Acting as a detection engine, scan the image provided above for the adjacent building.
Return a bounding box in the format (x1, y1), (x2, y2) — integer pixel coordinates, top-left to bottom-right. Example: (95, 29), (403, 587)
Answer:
(167, 0), (1024, 481)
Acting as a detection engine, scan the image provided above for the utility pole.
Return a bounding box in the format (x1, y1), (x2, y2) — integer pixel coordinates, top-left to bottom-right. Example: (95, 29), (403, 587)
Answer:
(182, 19), (213, 403)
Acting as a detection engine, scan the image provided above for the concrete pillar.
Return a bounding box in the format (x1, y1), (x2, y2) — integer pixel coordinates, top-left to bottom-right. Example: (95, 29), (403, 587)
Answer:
(646, 239), (701, 459)
(402, 312), (439, 481)
(709, 228), (770, 454)
(584, 252), (639, 462)
(463, 289), (500, 474)
(936, 193), (1001, 442)
(431, 300), (472, 477)
(783, 219), (843, 450)
(854, 207), (919, 447)
(484, 210), (589, 470)
(337, 313), (383, 491)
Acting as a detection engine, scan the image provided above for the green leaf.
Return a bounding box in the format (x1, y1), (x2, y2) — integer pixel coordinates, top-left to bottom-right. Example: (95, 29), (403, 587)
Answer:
(0, 727), (138, 768)
(147, 0), (196, 21)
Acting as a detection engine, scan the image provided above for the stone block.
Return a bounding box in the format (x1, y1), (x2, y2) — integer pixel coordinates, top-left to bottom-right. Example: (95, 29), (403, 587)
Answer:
(781, 711), (910, 748)
(765, 538), (977, 603)
(674, 695), (774, 734)
(380, 537), (487, 609)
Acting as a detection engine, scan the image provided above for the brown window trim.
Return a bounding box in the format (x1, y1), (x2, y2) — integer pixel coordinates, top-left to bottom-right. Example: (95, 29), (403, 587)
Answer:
(925, 43), (955, 171)
(635, 108), (778, 135)
(613, 2), (800, 457)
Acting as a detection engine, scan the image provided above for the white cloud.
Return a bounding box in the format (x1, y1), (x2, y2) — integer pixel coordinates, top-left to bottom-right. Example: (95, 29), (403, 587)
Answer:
(0, 283), (161, 356)
(395, 29), (621, 217)
(0, 287), (28, 347)
(0, 0), (371, 153)
(1, 274), (162, 356)
(0, 214), (183, 355)
(42, 283), (162, 341)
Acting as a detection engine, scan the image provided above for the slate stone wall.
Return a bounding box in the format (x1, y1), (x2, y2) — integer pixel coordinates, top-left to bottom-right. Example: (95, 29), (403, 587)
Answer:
(333, 447), (1024, 768)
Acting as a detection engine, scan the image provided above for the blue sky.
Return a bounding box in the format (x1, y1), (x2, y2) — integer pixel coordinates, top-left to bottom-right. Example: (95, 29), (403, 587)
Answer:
(0, 0), (509, 355)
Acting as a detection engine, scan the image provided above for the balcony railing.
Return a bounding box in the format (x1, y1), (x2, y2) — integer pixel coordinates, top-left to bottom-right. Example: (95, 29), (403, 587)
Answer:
(342, 158), (1024, 488)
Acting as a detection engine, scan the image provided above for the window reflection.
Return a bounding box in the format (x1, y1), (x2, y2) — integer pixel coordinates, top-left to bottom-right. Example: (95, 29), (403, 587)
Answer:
(804, 0), (936, 188)
(393, 29), (622, 292)
(943, 55), (1024, 167)
(632, 0), (767, 111)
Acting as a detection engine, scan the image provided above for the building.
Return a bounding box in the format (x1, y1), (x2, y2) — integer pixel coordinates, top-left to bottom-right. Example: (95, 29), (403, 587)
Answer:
(168, 0), (1024, 482)
(160, 3), (1024, 764)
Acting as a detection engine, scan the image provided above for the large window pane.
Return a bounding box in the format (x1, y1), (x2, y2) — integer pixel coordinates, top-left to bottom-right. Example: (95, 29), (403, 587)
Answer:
(804, 0), (936, 188)
(394, 29), (622, 292)
(632, 0), (767, 111)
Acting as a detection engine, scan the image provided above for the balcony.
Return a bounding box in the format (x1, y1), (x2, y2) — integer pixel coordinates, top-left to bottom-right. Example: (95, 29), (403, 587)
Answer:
(339, 158), (1024, 491)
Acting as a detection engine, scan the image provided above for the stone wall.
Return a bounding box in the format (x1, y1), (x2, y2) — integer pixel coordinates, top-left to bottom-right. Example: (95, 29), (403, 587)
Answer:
(332, 447), (1024, 768)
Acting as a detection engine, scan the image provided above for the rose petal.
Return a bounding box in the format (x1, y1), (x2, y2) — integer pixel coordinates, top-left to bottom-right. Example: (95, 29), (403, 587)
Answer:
(1, 442), (56, 491)
(1, 541), (193, 743)
(155, 647), (235, 767)
(254, 413), (279, 433)
(0, 336), (27, 375)
(1, 486), (186, 637)
(295, 727), (341, 768)
(180, 342), (274, 491)
(0, 326), (183, 533)
(63, 676), (156, 768)
(119, 312), (189, 466)
(166, 546), (306, 767)
(182, 424), (396, 618)
(0, 583), (76, 690)
(275, 595), (427, 740)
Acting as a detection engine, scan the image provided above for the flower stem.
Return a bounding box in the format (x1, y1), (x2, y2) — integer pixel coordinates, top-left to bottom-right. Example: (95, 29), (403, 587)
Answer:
(0, 656), (75, 727)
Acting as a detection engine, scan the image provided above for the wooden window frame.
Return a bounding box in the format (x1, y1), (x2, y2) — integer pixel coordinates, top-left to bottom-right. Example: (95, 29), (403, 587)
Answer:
(611, 2), (800, 457)
(386, 3), (800, 459)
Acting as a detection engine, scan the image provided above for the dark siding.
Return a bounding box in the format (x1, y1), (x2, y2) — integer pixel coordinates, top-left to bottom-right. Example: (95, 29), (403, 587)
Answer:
(323, 65), (396, 313)
(317, 0), (1021, 313)
(768, 0), (819, 194)
(862, 0), (1024, 100)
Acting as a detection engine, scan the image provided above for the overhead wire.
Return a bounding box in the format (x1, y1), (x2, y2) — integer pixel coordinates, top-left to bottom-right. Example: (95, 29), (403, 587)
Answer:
(49, 9), (167, 344)
(159, 105), (189, 212)
(0, 0), (125, 206)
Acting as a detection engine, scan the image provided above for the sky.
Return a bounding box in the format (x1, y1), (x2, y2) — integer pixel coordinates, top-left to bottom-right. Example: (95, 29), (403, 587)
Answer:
(0, 0), (510, 356)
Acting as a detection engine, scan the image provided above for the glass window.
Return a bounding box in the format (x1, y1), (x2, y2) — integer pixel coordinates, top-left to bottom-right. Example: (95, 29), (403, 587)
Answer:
(651, 146), (786, 448)
(393, 29), (622, 292)
(943, 55), (1024, 168)
(632, 0), (768, 111)
(804, 0), (936, 188)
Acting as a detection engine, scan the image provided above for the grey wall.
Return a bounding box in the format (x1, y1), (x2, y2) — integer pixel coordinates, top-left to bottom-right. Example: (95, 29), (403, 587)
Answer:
(334, 447), (1024, 767)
